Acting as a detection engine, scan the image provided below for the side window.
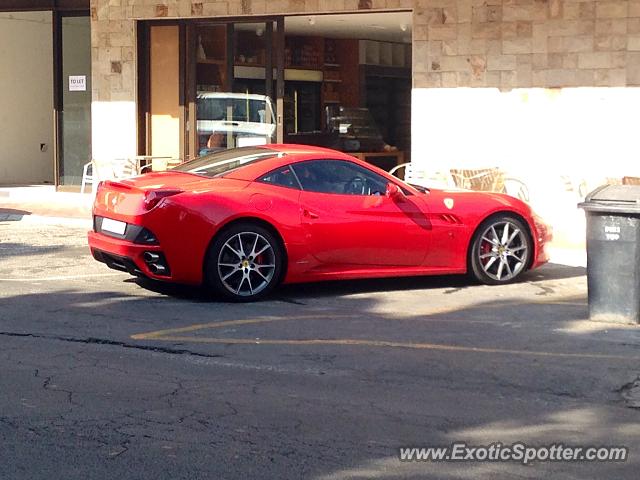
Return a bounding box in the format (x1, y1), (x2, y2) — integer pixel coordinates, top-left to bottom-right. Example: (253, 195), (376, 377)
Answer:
(291, 160), (388, 196)
(258, 165), (300, 190)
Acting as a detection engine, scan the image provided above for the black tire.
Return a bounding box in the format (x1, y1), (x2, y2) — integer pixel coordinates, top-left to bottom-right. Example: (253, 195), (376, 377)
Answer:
(469, 214), (532, 285)
(205, 222), (284, 301)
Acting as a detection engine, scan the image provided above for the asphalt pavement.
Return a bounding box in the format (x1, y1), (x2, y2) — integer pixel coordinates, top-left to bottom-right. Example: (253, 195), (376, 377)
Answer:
(1, 216), (639, 479)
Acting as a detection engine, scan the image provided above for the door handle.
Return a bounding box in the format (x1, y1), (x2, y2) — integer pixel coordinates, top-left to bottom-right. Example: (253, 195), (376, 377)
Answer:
(302, 208), (319, 219)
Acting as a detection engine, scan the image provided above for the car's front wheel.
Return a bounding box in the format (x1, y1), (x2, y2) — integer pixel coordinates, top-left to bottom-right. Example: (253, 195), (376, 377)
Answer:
(469, 215), (532, 285)
(206, 223), (283, 301)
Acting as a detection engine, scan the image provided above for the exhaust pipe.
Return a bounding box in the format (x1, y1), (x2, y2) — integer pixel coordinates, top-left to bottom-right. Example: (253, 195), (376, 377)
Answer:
(143, 251), (170, 276)
(144, 252), (160, 262)
(148, 263), (166, 274)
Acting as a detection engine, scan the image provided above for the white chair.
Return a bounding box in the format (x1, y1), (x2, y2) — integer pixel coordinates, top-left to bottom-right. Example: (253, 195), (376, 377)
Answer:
(80, 158), (138, 194)
(80, 161), (95, 194)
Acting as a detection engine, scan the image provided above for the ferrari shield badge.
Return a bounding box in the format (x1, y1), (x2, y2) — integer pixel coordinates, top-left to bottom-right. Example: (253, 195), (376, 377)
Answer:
(444, 198), (454, 210)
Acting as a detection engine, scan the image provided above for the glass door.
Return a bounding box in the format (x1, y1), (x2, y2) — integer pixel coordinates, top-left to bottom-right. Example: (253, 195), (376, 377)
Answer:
(187, 18), (283, 158)
(55, 12), (92, 188)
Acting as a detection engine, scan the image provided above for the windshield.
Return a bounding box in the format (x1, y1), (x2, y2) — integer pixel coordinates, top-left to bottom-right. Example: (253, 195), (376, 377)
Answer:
(197, 96), (274, 124)
(196, 94), (276, 155)
(173, 147), (281, 178)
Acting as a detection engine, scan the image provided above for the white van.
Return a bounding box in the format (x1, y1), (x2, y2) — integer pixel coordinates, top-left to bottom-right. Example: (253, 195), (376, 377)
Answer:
(196, 92), (276, 155)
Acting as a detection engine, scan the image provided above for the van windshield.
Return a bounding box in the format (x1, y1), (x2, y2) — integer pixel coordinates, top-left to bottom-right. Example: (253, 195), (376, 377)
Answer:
(196, 93), (276, 155)
(197, 97), (272, 124)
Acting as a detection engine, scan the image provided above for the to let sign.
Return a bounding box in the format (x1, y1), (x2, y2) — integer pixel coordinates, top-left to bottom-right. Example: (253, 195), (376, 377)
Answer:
(69, 75), (86, 92)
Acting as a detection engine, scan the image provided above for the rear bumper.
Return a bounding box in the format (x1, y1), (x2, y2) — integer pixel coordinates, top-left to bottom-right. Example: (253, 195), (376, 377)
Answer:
(88, 231), (171, 281)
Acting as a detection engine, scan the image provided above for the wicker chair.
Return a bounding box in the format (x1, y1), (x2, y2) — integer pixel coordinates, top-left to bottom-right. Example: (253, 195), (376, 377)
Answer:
(623, 176), (640, 185)
(450, 168), (505, 192)
(450, 168), (530, 202)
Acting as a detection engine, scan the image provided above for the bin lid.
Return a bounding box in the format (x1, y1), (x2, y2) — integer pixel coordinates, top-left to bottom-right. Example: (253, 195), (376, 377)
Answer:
(579, 185), (640, 213)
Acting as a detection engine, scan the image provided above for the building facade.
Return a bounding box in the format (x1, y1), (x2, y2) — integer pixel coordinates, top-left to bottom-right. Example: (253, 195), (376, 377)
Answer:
(2, 0), (640, 244)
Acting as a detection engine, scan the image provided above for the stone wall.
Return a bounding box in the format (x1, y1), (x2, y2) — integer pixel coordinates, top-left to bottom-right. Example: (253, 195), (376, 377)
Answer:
(90, 0), (640, 106)
(414, 0), (640, 89)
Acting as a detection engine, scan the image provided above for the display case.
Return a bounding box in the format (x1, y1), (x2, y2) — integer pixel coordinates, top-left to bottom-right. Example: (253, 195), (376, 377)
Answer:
(326, 106), (385, 152)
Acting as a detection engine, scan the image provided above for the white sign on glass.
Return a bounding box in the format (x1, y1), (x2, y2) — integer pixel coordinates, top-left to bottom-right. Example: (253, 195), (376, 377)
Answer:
(69, 75), (86, 92)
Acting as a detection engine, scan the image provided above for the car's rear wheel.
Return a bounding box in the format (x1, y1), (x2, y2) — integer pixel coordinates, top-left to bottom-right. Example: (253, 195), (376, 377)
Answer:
(469, 215), (531, 285)
(206, 223), (283, 301)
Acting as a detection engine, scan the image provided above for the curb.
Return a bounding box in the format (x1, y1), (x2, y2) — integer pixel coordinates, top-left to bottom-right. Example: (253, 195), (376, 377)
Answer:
(0, 213), (92, 228)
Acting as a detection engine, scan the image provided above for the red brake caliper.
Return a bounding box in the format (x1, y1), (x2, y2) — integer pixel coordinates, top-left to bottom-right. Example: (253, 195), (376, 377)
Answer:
(480, 240), (491, 265)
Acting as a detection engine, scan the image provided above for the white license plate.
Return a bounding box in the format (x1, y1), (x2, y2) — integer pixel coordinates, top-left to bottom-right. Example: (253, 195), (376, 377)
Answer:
(101, 218), (127, 235)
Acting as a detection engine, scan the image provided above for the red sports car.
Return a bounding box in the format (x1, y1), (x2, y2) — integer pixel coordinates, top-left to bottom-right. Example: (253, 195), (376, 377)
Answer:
(88, 144), (551, 301)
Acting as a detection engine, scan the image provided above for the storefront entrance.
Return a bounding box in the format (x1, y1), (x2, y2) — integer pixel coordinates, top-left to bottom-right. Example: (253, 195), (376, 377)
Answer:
(138, 11), (411, 170)
(0, 1), (90, 189)
(55, 12), (92, 189)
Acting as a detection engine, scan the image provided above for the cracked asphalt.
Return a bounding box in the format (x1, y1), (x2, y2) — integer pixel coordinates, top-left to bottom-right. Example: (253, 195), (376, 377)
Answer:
(1, 217), (640, 479)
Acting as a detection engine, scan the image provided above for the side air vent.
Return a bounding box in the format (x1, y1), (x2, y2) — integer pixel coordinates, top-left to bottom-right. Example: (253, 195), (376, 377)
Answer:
(439, 214), (462, 224)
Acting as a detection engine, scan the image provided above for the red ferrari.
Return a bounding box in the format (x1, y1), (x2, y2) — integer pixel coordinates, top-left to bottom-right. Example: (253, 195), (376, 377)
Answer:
(88, 144), (551, 301)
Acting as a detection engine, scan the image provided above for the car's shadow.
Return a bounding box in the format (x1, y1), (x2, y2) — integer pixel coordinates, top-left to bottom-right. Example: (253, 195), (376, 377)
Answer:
(130, 263), (585, 302)
(279, 263), (585, 299)
(0, 208), (32, 221)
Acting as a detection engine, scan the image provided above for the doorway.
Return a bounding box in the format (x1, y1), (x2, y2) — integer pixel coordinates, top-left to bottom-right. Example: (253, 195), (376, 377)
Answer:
(190, 20), (280, 157)
(139, 18), (284, 163)
(138, 11), (412, 171)
(55, 11), (92, 189)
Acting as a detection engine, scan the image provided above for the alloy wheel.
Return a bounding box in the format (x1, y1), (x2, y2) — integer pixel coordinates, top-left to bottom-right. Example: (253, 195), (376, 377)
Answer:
(217, 232), (276, 297)
(477, 220), (528, 282)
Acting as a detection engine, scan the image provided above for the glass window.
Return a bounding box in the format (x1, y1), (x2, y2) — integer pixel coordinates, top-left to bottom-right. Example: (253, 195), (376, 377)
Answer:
(291, 160), (388, 196)
(173, 147), (282, 178)
(195, 21), (276, 156)
(259, 166), (301, 190)
(59, 15), (92, 186)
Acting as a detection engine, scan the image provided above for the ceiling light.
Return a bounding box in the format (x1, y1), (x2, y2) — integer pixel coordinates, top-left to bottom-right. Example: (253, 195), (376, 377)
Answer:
(400, 23), (408, 32)
(256, 26), (264, 36)
(308, 16), (316, 26)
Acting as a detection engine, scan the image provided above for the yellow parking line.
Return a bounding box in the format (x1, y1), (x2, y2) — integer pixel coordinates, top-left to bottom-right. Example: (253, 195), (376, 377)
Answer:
(125, 300), (638, 361)
(133, 334), (637, 361)
(131, 301), (586, 340)
(132, 299), (586, 341)
(131, 314), (356, 340)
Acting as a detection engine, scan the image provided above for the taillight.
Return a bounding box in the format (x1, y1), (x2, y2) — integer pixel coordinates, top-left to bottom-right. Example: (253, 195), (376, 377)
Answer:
(133, 227), (159, 245)
(143, 189), (183, 211)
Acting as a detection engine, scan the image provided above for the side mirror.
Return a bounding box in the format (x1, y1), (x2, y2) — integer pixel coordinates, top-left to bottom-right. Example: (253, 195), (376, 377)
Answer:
(385, 182), (404, 200)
